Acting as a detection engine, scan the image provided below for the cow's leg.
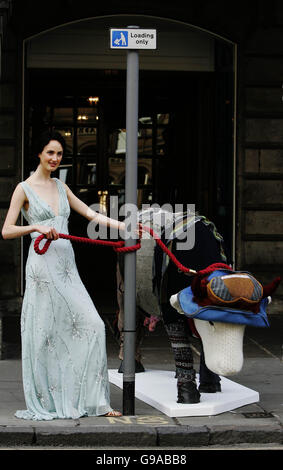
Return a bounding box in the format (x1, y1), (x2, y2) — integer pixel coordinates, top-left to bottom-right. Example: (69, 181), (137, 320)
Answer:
(164, 318), (200, 403)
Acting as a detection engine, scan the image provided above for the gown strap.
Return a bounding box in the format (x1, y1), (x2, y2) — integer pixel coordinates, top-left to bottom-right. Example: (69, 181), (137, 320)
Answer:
(19, 181), (35, 199)
(54, 178), (68, 205)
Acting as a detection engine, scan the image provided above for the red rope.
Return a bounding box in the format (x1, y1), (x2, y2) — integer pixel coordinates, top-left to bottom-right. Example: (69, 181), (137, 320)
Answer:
(34, 233), (140, 254)
(196, 262), (232, 277)
(142, 226), (196, 274)
(33, 225), (197, 274)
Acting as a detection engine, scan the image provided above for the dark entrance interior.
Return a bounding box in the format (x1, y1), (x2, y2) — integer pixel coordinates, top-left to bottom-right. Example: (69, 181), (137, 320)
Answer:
(24, 49), (234, 304)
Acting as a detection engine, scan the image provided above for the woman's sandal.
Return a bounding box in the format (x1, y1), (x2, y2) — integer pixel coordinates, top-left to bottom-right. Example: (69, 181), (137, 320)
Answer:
(104, 410), (122, 417)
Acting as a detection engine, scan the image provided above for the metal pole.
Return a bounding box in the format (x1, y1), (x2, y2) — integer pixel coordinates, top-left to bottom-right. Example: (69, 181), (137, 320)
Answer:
(123, 35), (139, 415)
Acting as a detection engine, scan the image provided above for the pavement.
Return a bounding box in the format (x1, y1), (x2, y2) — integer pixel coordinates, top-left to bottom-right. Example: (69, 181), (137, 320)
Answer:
(0, 294), (283, 450)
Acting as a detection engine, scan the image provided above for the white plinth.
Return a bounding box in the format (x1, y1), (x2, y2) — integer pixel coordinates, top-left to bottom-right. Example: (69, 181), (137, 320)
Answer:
(108, 369), (259, 417)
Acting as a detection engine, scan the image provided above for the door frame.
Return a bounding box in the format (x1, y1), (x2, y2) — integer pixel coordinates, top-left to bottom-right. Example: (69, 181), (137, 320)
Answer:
(20, 15), (238, 295)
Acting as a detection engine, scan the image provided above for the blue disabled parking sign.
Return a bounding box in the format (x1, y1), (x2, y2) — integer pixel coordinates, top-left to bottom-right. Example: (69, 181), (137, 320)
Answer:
(112, 30), (128, 47)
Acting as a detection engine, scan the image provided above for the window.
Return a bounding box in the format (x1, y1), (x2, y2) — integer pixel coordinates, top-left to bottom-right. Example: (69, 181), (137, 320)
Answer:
(28, 95), (171, 208)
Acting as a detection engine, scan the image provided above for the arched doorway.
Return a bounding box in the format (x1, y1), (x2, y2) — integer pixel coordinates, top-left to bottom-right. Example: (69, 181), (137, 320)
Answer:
(22, 15), (236, 307)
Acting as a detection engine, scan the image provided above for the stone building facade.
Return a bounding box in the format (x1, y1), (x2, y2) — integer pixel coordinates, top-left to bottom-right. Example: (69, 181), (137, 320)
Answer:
(0, 0), (282, 358)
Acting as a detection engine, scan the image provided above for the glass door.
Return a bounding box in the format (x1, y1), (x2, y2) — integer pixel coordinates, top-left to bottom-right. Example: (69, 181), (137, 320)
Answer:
(107, 112), (171, 210)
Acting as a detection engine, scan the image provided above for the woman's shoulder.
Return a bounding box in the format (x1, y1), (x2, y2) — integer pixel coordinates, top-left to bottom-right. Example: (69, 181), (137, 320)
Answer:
(16, 179), (28, 190)
(11, 181), (28, 203)
(20, 176), (34, 186)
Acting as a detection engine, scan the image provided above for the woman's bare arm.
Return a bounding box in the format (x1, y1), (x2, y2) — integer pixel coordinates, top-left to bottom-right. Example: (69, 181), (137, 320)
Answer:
(63, 182), (125, 231)
(1, 184), (36, 239)
(1, 184), (59, 240)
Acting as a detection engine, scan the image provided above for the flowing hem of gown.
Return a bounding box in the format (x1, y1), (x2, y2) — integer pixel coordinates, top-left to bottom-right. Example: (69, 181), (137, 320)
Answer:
(14, 405), (113, 421)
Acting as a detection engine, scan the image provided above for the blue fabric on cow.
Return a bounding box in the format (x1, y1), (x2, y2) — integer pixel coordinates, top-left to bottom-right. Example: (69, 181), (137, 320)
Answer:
(174, 270), (270, 328)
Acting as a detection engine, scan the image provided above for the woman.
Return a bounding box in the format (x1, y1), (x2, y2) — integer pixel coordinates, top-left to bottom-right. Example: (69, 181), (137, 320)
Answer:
(1, 130), (125, 420)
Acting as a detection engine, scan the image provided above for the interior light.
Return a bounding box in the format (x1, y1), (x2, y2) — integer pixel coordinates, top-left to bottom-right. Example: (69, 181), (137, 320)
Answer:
(77, 115), (88, 121)
(88, 96), (99, 104)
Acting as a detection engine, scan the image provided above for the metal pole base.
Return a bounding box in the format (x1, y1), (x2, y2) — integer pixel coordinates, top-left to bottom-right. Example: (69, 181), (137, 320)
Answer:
(123, 381), (135, 415)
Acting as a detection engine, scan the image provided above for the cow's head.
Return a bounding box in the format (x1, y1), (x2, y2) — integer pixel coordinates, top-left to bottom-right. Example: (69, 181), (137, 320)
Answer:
(170, 264), (280, 376)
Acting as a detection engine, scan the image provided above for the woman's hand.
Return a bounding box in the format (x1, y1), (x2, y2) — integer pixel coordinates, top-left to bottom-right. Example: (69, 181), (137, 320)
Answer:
(34, 225), (59, 240)
(137, 223), (147, 238)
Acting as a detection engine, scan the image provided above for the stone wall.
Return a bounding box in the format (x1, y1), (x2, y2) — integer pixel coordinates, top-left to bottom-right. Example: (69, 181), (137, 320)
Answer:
(241, 26), (283, 311)
(0, 3), (22, 358)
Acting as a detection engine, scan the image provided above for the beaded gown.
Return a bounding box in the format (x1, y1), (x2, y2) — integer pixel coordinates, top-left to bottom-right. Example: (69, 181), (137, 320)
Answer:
(15, 178), (112, 420)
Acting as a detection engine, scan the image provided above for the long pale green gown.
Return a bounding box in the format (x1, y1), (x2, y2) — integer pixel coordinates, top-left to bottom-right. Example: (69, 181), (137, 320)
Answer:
(15, 178), (112, 420)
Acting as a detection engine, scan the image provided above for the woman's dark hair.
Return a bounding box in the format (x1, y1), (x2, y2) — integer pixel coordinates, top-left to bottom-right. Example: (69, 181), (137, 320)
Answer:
(33, 130), (66, 157)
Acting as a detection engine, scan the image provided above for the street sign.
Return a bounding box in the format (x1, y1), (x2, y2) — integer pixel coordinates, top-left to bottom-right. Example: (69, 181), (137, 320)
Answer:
(110, 28), (157, 49)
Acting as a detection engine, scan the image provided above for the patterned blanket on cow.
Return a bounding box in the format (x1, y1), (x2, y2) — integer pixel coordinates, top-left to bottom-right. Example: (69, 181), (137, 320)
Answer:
(152, 212), (227, 308)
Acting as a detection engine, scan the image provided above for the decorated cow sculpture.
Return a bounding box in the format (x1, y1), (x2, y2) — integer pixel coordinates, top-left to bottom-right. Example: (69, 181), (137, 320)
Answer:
(116, 209), (281, 404)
